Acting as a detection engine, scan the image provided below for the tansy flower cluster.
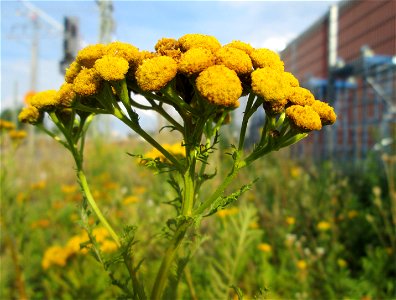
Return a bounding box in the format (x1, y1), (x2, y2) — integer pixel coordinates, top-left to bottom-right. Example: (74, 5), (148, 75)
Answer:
(41, 227), (118, 270)
(18, 33), (336, 134)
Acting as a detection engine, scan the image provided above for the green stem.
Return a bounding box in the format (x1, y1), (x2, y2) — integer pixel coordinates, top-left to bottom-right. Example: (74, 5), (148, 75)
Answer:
(193, 158), (245, 216)
(238, 93), (256, 151)
(151, 227), (187, 300)
(77, 169), (121, 247)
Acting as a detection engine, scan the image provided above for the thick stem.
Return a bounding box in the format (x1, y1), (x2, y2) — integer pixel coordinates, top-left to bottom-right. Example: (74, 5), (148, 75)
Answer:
(151, 228), (187, 300)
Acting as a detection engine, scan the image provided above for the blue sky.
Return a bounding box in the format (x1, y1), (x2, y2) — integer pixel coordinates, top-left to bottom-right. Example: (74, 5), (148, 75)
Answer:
(1, 0), (338, 132)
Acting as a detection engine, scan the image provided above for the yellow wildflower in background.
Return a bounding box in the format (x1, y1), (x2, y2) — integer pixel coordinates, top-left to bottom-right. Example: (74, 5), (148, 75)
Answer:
(61, 184), (77, 194)
(290, 166), (302, 178)
(196, 65), (242, 107)
(8, 130), (27, 140)
(94, 55), (129, 81)
(42, 245), (70, 270)
(144, 143), (185, 162)
(136, 56), (178, 91)
(286, 216), (296, 225)
(347, 210), (358, 219)
(217, 207), (239, 218)
(122, 195), (140, 205)
(31, 180), (46, 190)
(0, 119), (15, 130)
(296, 260), (307, 270)
(258, 243), (272, 253)
(337, 258), (347, 268)
(133, 186), (146, 195)
(100, 240), (118, 253)
(30, 219), (50, 229)
(317, 221), (331, 231)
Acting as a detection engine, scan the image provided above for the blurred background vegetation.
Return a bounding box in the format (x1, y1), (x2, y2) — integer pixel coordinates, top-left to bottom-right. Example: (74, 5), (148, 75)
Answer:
(1, 117), (395, 299)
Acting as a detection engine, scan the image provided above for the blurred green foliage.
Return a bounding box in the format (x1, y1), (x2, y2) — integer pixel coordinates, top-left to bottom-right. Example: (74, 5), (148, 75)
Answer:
(1, 130), (395, 300)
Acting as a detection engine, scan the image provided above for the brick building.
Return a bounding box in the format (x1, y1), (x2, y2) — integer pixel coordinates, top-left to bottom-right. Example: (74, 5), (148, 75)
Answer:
(280, 0), (396, 160)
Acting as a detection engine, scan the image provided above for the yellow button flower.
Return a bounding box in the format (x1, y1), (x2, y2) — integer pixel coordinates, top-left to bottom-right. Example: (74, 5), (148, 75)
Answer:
(65, 61), (82, 84)
(94, 55), (129, 81)
(179, 33), (221, 53)
(286, 105), (322, 132)
(317, 221), (331, 231)
(18, 106), (40, 124)
(224, 40), (254, 55)
(0, 119), (15, 130)
(251, 67), (290, 102)
(283, 72), (300, 87)
(73, 68), (102, 96)
(155, 38), (182, 60)
(178, 48), (215, 75)
(105, 41), (140, 63)
(135, 56), (178, 91)
(287, 87), (315, 106)
(258, 243), (272, 253)
(215, 47), (253, 75)
(76, 44), (106, 68)
(310, 100), (337, 125)
(250, 48), (284, 71)
(196, 65), (242, 107)
(296, 260), (307, 270)
(56, 83), (76, 107)
(29, 90), (58, 110)
(8, 130), (27, 140)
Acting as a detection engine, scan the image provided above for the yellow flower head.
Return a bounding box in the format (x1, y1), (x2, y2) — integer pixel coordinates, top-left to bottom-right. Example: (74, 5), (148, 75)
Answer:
(296, 260), (307, 270)
(310, 100), (337, 125)
(73, 68), (102, 96)
(251, 67), (290, 102)
(42, 245), (70, 270)
(217, 207), (239, 218)
(143, 143), (185, 162)
(18, 106), (40, 124)
(179, 33), (221, 53)
(317, 221), (331, 231)
(92, 227), (110, 243)
(105, 41), (140, 63)
(8, 130), (27, 140)
(215, 47), (253, 74)
(155, 37), (182, 59)
(76, 44), (105, 68)
(178, 47), (215, 75)
(0, 119), (16, 130)
(100, 240), (118, 253)
(283, 72), (300, 87)
(61, 184), (77, 194)
(136, 51), (158, 65)
(29, 90), (59, 110)
(94, 55), (129, 81)
(286, 216), (296, 225)
(65, 61), (82, 84)
(250, 48), (284, 71)
(287, 87), (315, 106)
(258, 243), (272, 253)
(337, 258), (347, 268)
(56, 83), (76, 107)
(66, 234), (88, 254)
(347, 210), (358, 219)
(286, 105), (322, 132)
(196, 65), (242, 107)
(224, 40), (254, 55)
(122, 195), (140, 205)
(135, 56), (178, 91)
